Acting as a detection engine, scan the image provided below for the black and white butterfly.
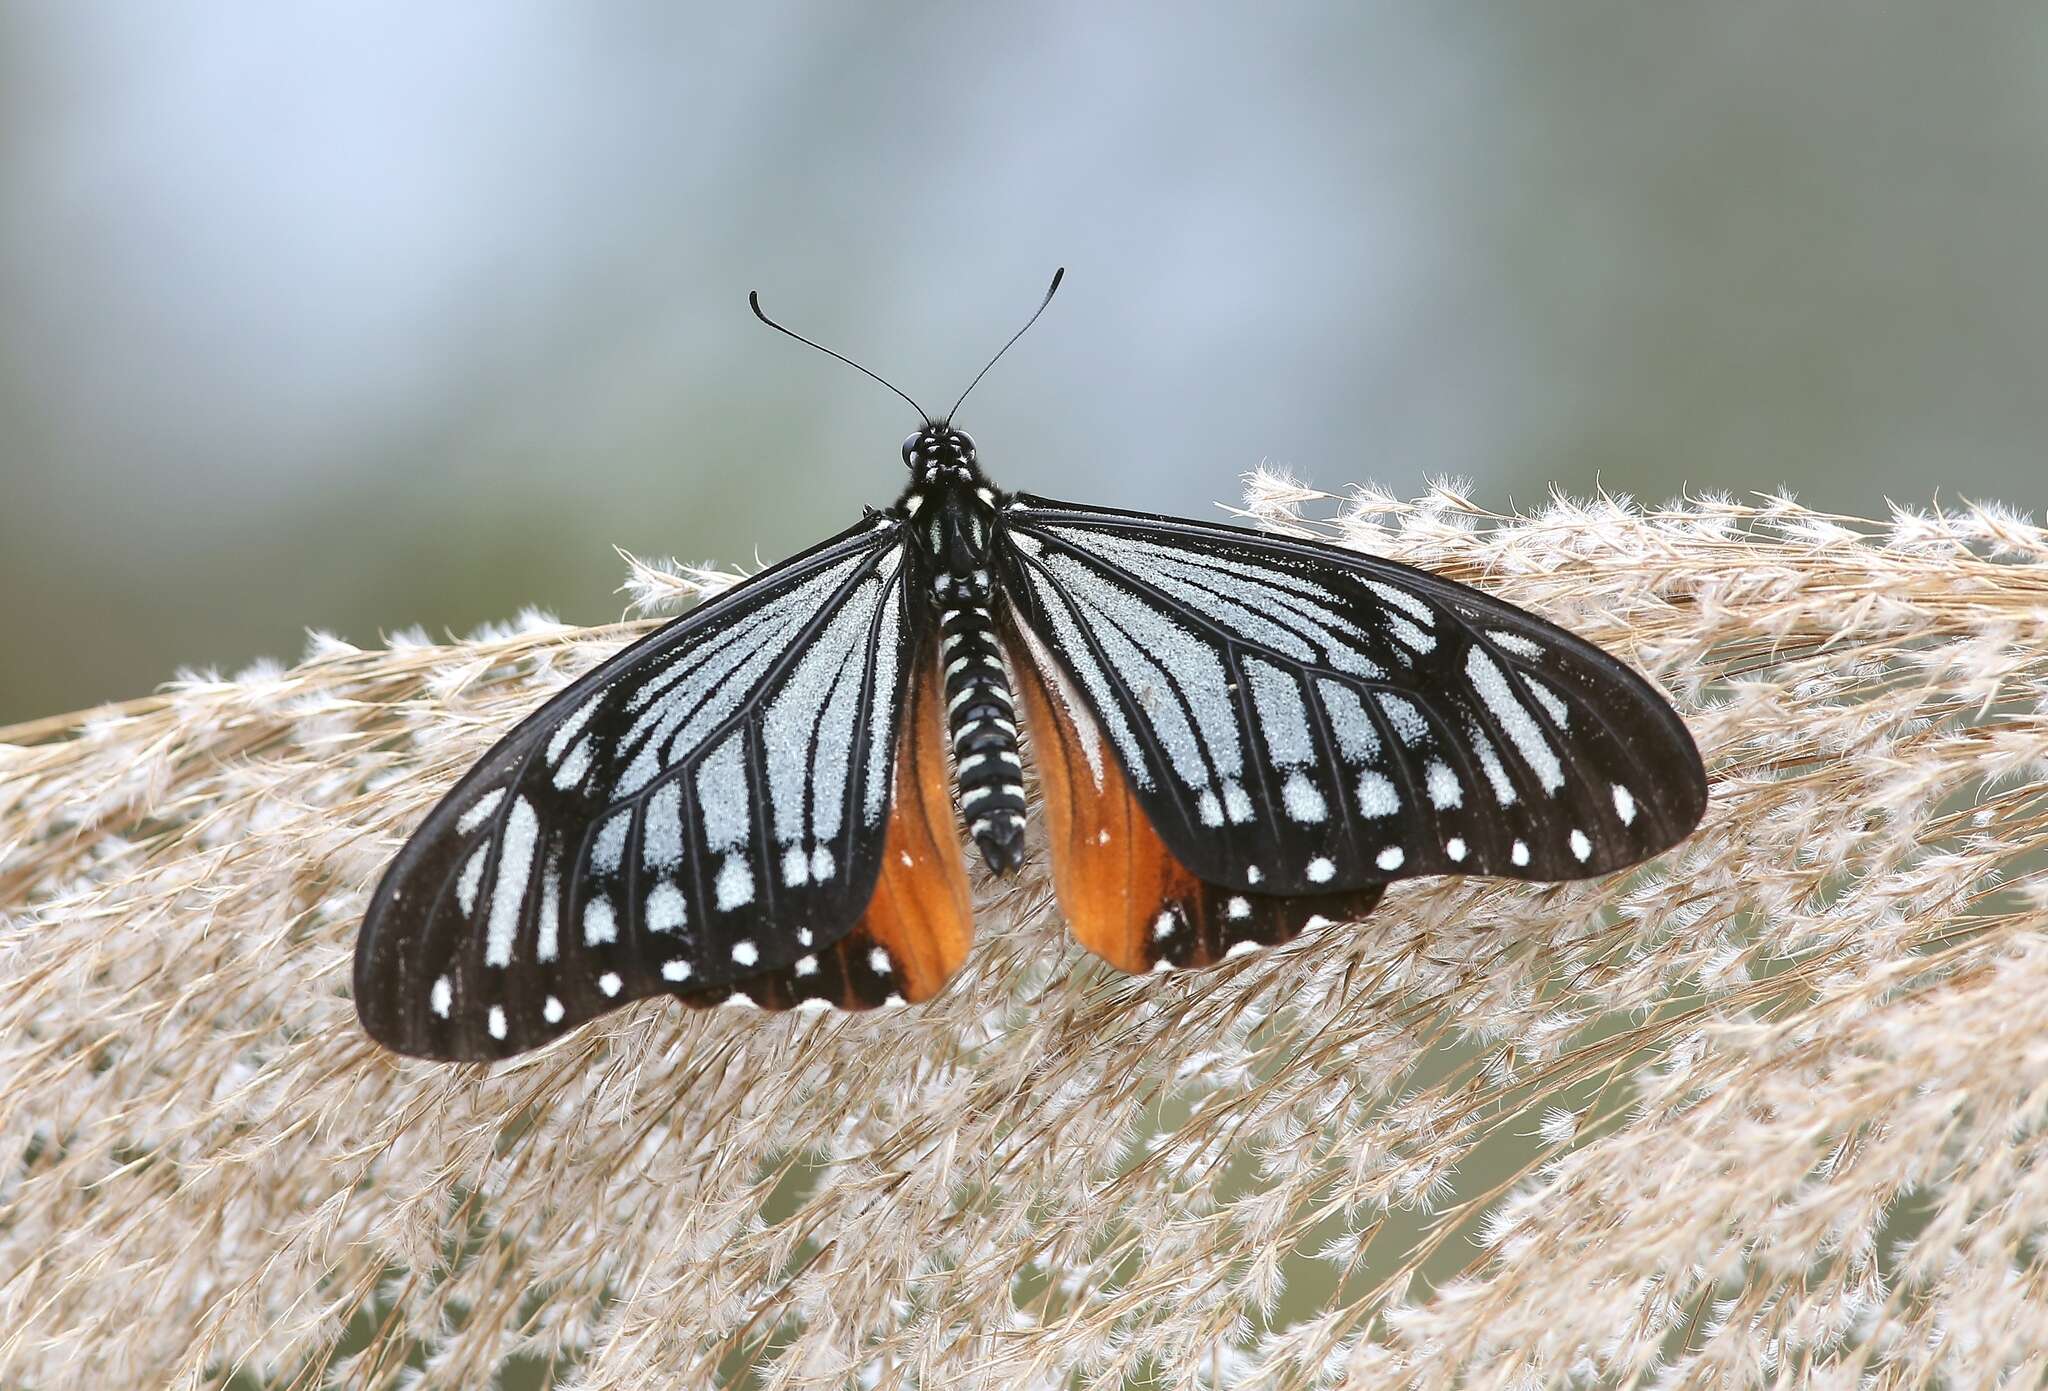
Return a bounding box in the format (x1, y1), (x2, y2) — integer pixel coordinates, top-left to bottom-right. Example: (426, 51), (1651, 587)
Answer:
(354, 271), (1708, 1061)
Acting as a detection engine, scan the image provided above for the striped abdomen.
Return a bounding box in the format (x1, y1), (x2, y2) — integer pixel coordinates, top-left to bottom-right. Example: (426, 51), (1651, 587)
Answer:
(940, 603), (1026, 872)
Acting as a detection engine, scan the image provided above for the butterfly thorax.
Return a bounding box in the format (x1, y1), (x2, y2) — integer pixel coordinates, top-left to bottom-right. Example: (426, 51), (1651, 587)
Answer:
(899, 427), (1026, 874)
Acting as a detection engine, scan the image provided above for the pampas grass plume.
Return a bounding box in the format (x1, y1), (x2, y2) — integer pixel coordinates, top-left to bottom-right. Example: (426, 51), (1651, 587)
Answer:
(4, 484), (2047, 1387)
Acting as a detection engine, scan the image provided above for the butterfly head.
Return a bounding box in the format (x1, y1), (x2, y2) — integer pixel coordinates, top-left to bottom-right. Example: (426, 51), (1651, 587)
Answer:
(902, 427), (980, 480)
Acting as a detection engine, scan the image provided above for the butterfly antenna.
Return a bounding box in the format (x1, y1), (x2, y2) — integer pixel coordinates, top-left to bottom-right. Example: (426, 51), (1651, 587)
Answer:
(749, 290), (931, 423)
(944, 267), (1065, 426)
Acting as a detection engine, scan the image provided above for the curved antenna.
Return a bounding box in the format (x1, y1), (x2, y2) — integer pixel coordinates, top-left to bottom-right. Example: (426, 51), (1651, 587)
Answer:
(944, 267), (1065, 425)
(749, 289), (931, 423)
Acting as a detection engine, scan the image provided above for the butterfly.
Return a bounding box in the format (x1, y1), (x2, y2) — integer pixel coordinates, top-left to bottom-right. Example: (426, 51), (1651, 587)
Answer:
(353, 270), (1708, 1061)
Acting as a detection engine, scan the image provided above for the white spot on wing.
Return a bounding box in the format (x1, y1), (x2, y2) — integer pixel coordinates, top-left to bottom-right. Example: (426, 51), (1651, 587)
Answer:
(696, 734), (751, 851)
(1387, 616), (1436, 654)
(782, 845), (809, 886)
(646, 881), (687, 934)
(543, 995), (565, 1023)
(1222, 781), (1253, 823)
(536, 853), (561, 962)
(1376, 846), (1405, 871)
(1317, 681), (1381, 763)
(456, 788), (505, 835)
(546, 692), (604, 766)
(643, 782), (684, 872)
(1425, 760), (1462, 810)
(1511, 840), (1530, 867)
(808, 584), (887, 844)
(1356, 771), (1398, 817)
(1307, 857), (1335, 883)
(1570, 829), (1593, 862)
(592, 810), (631, 876)
(552, 735), (594, 790)
(1613, 783), (1637, 825)
(1377, 694), (1430, 747)
(430, 976), (452, 1018)
(1244, 660), (1332, 823)
(1528, 677), (1571, 729)
(484, 798), (540, 967)
(731, 939), (759, 967)
(1487, 629), (1543, 660)
(1282, 772), (1327, 823)
(1445, 836), (1467, 862)
(583, 897), (617, 946)
(716, 857), (754, 910)
(1367, 581), (1435, 627)
(868, 947), (892, 975)
(863, 582), (906, 825)
(1226, 896), (1251, 920)
(1468, 724), (1517, 806)
(487, 1005), (507, 1040)
(1466, 647), (1564, 794)
(1244, 658), (1314, 766)
(1153, 910), (1177, 941)
(598, 971), (622, 997)
(1224, 940), (1262, 960)
(456, 846), (488, 916)
(662, 959), (693, 982)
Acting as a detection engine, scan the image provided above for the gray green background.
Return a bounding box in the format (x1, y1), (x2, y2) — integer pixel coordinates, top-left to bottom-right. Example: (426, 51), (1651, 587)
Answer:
(5, 3), (2046, 723)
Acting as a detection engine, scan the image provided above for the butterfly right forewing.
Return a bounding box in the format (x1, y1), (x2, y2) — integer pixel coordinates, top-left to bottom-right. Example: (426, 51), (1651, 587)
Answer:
(995, 495), (1706, 913)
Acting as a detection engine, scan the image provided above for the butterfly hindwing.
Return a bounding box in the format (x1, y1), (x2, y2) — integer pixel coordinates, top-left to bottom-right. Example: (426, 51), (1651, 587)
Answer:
(1009, 608), (1386, 973)
(354, 515), (919, 1060)
(996, 495), (1707, 899)
(678, 659), (973, 1010)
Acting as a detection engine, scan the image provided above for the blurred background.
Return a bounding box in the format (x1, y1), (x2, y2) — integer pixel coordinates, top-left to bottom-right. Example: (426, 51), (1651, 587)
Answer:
(4, 3), (2047, 723)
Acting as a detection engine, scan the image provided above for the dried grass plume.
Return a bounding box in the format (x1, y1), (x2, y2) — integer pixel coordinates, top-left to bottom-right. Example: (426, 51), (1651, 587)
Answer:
(4, 482), (2048, 1388)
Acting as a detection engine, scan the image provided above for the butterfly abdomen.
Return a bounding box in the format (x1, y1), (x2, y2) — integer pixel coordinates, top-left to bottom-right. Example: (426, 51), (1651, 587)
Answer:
(939, 600), (1027, 872)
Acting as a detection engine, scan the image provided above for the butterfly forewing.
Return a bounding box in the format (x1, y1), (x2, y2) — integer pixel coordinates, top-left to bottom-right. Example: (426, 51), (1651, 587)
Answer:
(354, 514), (919, 1060)
(995, 494), (1707, 899)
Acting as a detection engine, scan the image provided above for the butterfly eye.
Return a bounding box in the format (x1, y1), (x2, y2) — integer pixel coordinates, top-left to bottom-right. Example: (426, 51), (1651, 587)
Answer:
(951, 431), (977, 459)
(901, 433), (922, 465)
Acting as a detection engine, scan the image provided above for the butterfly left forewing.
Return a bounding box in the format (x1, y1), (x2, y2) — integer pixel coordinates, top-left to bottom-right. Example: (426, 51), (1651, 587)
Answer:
(996, 494), (1706, 901)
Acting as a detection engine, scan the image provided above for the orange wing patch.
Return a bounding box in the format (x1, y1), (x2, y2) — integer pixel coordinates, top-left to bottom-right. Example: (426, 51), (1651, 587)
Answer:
(1008, 617), (1383, 973)
(853, 660), (974, 1000)
(679, 661), (973, 1012)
